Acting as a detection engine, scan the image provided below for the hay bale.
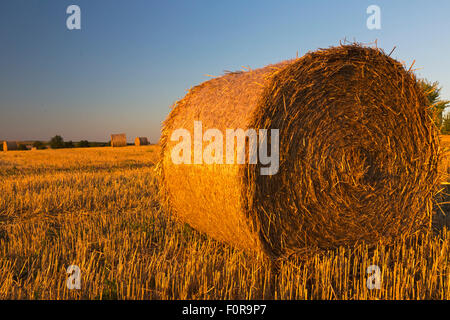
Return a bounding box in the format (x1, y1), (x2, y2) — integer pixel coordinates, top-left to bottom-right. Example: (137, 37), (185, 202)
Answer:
(135, 137), (149, 146)
(3, 141), (18, 152)
(158, 44), (440, 259)
(110, 133), (127, 147)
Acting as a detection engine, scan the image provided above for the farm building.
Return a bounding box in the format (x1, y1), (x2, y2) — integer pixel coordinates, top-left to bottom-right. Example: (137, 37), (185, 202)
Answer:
(135, 137), (149, 146)
(110, 133), (127, 147)
(3, 141), (18, 151)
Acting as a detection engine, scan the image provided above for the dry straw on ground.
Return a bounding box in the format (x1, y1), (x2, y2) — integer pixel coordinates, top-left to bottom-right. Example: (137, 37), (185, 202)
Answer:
(159, 44), (440, 260)
(135, 137), (149, 146)
(0, 145), (448, 299)
(111, 134), (127, 148)
(2, 141), (18, 152)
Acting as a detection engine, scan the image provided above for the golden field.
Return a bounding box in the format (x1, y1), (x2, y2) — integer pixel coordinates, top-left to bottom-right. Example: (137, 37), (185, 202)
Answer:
(0, 144), (449, 300)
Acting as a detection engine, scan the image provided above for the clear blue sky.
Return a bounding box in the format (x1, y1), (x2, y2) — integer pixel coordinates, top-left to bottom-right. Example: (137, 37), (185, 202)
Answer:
(1, 0), (449, 142)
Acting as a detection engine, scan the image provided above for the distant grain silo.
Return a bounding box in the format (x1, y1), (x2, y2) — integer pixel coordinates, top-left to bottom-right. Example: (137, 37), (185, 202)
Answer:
(3, 141), (18, 152)
(135, 137), (149, 146)
(110, 133), (127, 147)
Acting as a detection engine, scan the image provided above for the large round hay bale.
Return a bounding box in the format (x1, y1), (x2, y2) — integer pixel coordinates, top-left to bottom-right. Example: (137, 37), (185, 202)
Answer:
(158, 44), (440, 259)
(111, 133), (127, 148)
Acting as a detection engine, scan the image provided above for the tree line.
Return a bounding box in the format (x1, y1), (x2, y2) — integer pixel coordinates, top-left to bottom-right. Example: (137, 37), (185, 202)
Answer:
(32, 136), (110, 150)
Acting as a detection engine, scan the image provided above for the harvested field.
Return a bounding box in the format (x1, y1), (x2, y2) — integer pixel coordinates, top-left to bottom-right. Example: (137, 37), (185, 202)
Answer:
(0, 145), (448, 299)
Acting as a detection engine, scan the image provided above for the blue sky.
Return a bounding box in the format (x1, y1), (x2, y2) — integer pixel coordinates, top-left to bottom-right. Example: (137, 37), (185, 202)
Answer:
(1, 0), (449, 142)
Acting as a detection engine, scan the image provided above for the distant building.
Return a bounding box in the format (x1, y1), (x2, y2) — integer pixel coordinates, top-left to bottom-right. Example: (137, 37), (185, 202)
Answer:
(110, 133), (127, 147)
(135, 137), (149, 146)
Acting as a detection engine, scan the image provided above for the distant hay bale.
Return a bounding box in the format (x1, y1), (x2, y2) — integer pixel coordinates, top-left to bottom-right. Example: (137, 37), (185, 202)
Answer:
(158, 44), (440, 259)
(111, 133), (127, 148)
(135, 137), (149, 146)
(3, 141), (18, 152)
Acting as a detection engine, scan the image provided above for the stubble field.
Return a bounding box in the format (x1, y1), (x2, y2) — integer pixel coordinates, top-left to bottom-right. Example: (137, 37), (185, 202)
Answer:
(0, 144), (449, 299)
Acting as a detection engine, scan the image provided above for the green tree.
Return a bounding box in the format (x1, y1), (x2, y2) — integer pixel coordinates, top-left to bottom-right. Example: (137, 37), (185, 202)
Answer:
(49, 135), (65, 149)
(17, 144), (28, 151)
(418, 79), (450, 130)
(33, 141), (46, 150)
(64, 141), (74, 148)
